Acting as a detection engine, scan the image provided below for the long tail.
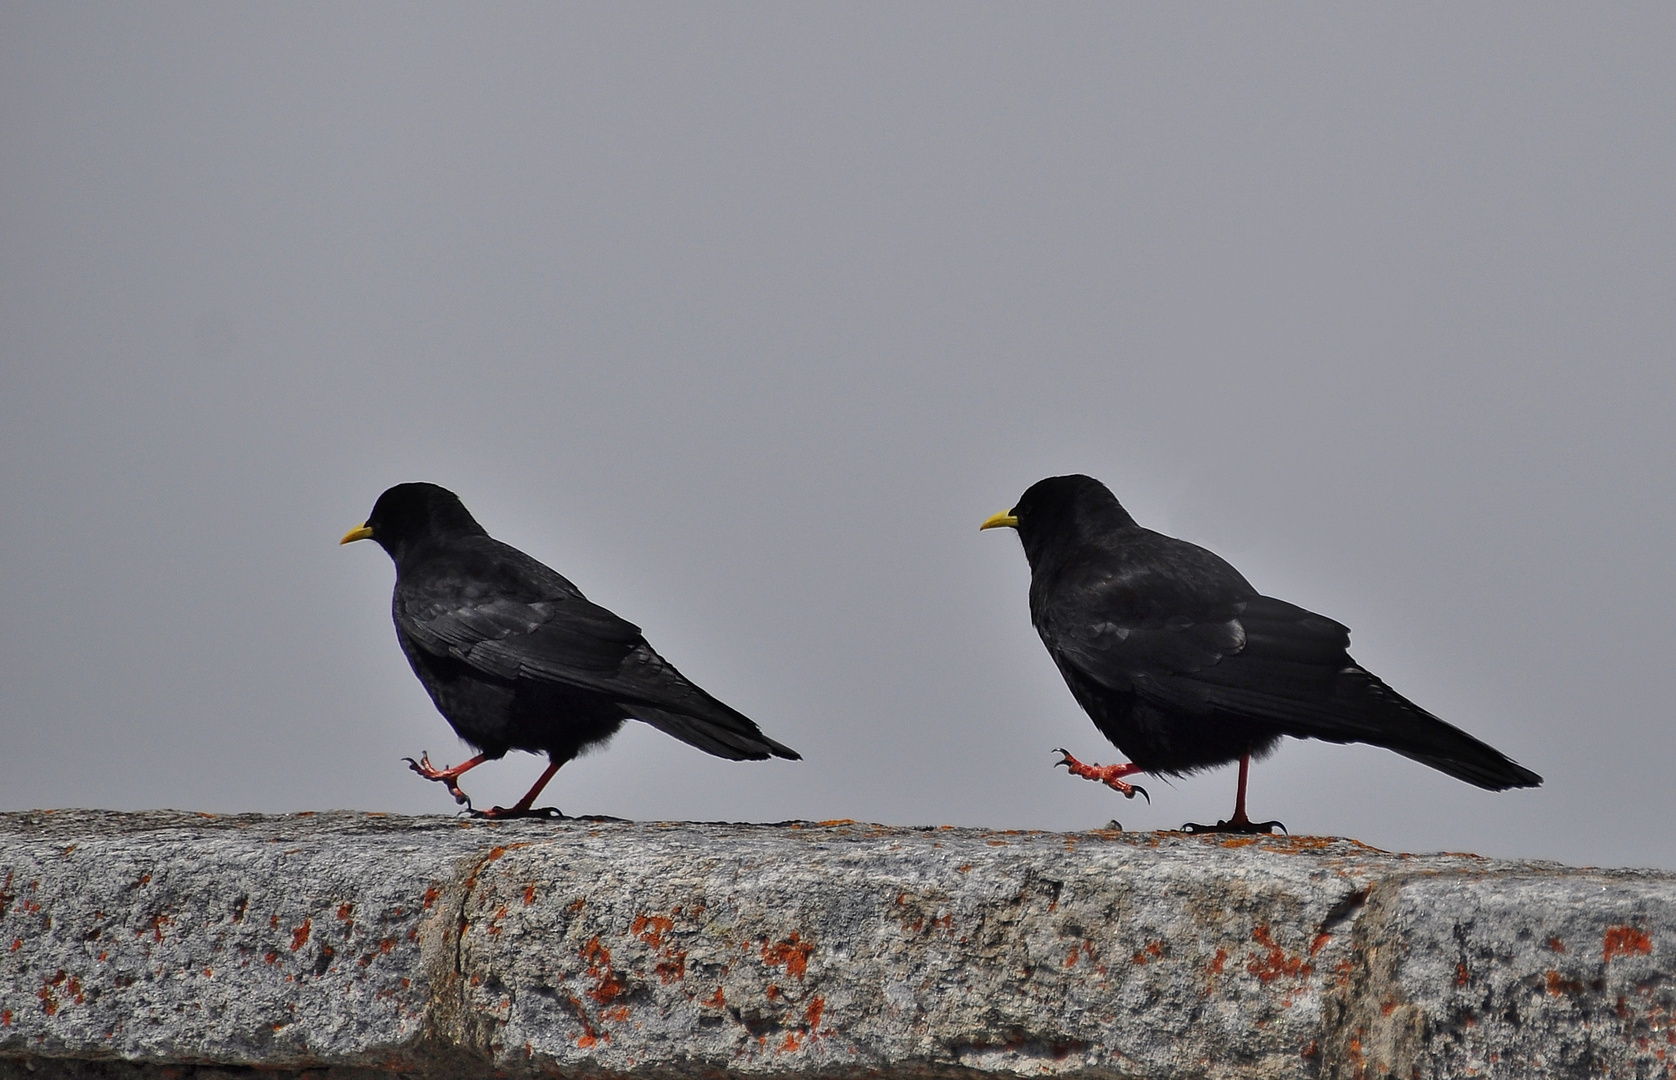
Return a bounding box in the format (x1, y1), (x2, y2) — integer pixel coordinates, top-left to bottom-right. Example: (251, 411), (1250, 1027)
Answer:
(613, 644), (800, 762)
(1198, 657), (1541, 790)
(1326, 665), (1541, 790)
(631, 701), (801, 761)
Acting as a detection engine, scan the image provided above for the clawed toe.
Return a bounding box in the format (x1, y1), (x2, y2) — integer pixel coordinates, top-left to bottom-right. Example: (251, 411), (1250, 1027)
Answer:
(469, 805), (567, 820)
(404, 751), (474, 806)
(1054, 747), (1148, 798)
(1181, 817), (1287, 835)
(404, 751), (448, 780)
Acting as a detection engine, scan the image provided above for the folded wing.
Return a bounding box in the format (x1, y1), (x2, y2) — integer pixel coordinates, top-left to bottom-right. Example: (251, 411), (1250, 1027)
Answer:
(1044, 587), (1540, 790)
(398, 553), (797, 762)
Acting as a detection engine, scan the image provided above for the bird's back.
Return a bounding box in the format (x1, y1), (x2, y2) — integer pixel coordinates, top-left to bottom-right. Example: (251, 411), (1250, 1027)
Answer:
(1028, 521), (1538, 789)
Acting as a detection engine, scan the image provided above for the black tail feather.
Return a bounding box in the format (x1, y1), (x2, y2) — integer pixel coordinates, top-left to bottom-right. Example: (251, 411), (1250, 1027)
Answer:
(629, 702), (801, 762)
(1322, 667), (1542, 790)
(1193, 662), (1542, 791)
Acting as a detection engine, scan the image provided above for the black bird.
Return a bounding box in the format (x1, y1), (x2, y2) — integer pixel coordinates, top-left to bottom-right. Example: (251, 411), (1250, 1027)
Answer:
(981, 474), (1540, 833)
(342, 483), (799, 817)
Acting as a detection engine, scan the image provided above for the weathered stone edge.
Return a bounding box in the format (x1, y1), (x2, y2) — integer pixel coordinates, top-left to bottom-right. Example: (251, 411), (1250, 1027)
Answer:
(1, 813), (1671, 1080)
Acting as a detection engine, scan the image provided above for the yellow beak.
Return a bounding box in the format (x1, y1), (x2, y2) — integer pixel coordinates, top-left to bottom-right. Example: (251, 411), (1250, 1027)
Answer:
(979, 511), (1019, 532)
(340, 523), (374, 545)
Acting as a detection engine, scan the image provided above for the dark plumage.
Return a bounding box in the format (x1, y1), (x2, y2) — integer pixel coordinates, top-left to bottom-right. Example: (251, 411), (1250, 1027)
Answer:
(982, 474), (1540, 832)
(343, 483), (798, 817)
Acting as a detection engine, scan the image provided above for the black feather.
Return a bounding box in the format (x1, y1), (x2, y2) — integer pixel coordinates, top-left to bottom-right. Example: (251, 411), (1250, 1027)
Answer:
(997, 474), (1540, 791)
(351, 483), (799, 804)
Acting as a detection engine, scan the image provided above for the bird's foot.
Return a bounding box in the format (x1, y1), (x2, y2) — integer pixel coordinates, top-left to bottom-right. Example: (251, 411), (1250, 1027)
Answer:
(1180, 816), (1287, 835)
(1054, 748), (1150, 803)
(404, 752), (474, 807)
(469, 805), (567, 820)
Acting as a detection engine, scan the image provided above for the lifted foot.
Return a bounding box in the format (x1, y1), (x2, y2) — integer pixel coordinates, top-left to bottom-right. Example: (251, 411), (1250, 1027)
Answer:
(404, 751), (488, 809)
(1181, 816), (1287, 835)
(1054, 748), (1150, 803)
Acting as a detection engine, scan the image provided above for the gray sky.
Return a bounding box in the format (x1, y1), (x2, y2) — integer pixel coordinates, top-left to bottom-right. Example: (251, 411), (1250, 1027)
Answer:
(3, 5), (1672, 869)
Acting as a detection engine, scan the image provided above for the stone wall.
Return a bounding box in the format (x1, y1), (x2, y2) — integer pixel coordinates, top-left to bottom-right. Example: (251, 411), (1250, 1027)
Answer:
(0, 811), (1670, 1079)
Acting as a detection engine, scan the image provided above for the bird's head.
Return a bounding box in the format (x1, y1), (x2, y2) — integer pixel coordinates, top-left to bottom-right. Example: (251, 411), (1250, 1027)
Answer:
(340, 482), (488, 560)
(981, 474), (1138, 568)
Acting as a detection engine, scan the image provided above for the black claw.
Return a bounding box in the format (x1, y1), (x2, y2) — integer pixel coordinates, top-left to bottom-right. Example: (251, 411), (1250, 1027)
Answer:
(1180, 818), (1287, 835)
(468, 805), (568, 820)
(1127, 785), (1151, 805)
(1052, 748), (1072, 768)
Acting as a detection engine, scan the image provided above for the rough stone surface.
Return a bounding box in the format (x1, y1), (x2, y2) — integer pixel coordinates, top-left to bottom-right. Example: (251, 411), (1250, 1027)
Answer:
(0, 812), (1671, 1079)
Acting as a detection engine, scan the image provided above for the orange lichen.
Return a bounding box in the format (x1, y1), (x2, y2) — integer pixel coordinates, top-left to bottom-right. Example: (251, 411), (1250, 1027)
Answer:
(290, 918), (311, 951)
(1130, 941), (1164, 966)
(582, 937), (626, 1005)
(762, 932), (814, 978)
(1545, 970), (1583, 996)
(633, 914), (674, 950)
(1456, 962), (1470, 987)
(704, 987), (726, 1008)
(421, 886), (441, 910)
(566, 992), (609, 1048)
(1247, 926), (1311, 983)
(806, 995), (825, 1030)
(655, 953), (686, 984)
(1546, 936), (1565, 953)
(1210, 948), (1228, 974)
(1604, 925), (1652, 962)
(38, 971), (65, 1016)
(523, 884), (537, 905)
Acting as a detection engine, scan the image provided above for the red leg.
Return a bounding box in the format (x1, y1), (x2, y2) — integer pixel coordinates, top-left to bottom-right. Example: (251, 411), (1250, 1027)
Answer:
(1054, 748), (1150, 802)
(473, 758), (566, 820)
(1230, 751), (1252, 826)
(404, 751), (491, 807)
(1183, 752), (1286, 834)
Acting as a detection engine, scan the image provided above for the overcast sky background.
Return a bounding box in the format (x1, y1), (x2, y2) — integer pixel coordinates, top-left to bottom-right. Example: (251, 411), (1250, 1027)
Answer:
(2, 5), (1672, 869)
